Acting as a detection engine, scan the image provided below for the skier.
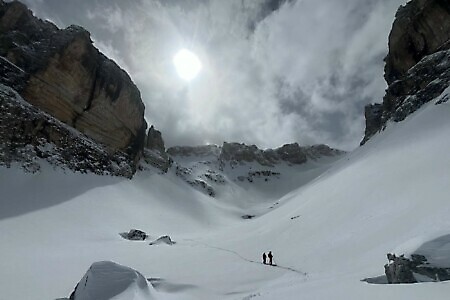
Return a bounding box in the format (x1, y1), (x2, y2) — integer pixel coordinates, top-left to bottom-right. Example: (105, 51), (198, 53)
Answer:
(262, 252), (267, 264)
(268, 251), (273, 265)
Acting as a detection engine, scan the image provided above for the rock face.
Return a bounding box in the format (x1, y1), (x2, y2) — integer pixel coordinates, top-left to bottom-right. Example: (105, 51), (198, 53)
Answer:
(145, 125), (165, 154)
(0, 84), (133, 177)
(141, 126), (171, 172)
(220, 142), (343, 166)
(0, 1), (147, 166)
(361, 0), (450, 145)
(384, 0), (450, 84)
(169, 142), (343, 167)
(384, 253), (450, 284)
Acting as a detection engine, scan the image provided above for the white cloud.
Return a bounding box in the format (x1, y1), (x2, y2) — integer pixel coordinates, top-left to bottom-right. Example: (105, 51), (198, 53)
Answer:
(19, 0), (406, 150)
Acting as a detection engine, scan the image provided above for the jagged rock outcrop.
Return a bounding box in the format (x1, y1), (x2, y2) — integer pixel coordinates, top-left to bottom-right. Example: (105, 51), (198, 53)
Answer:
(0, 0), (147, 168)
(0, 84), (133, 177)
(219, 142), (343, 167)
(145, 125), (165, 154)
(141, 125), (171, 172)
(169, 143), (342, 166)
(384, 253), (450, 284)
(167, 145), (221, 157)
(168, 142), (344, 167)
(220, 142), (276, 166)
(361, 0), (450, 145)
(384, 0), (450, 84)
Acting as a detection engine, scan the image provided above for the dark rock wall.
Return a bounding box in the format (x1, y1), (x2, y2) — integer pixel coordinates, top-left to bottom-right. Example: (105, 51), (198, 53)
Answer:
(141, 125), (171, 173)
(384, 0), (450, 84)
(0, 84), (133, 177)
(361, 0), (450, 145)
(0, 0), (147, 166)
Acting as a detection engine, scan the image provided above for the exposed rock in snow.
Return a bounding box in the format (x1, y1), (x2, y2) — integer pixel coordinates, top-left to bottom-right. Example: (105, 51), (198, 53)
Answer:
(384, 254), (417, 284)
(365, 233), (450, 284)
(69, 261), (154, 300)
(141, 148), (172, 173)
(119, 229), (147, 241)
(149, 235), (176, 246)
(383, 253), (450, 284)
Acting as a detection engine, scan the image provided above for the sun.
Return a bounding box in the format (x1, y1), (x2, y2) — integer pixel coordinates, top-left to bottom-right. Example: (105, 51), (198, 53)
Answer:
(173, 49), (202, 81)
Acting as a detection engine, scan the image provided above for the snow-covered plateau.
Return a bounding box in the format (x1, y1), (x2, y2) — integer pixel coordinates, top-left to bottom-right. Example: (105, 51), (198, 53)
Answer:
(1, 89), (450, 299)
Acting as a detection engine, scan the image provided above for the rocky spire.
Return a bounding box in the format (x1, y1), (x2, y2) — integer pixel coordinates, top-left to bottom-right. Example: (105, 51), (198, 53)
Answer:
(145, 125), (165, 154)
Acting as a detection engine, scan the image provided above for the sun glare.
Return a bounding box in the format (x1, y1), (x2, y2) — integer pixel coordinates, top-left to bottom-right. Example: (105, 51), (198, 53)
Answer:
(173, 49), (202, 81)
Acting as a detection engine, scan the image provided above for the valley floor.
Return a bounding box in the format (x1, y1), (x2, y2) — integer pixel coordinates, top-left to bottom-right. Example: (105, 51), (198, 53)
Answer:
(1, 93), (450, 299)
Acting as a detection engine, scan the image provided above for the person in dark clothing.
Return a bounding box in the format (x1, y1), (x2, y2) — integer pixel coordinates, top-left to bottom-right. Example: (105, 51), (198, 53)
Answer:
(268, 251), (273, 265)
(262, 252), (267, 264)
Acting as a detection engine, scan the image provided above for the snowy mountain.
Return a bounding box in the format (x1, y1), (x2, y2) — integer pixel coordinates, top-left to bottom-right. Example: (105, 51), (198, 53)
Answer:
(1, 84), (449, 300)
(0, 0), (450, 299)
(164, 143), (344, 204)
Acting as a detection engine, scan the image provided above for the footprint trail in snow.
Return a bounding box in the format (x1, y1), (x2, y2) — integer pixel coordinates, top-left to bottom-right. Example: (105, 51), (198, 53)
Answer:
(184, 238), (308, 278)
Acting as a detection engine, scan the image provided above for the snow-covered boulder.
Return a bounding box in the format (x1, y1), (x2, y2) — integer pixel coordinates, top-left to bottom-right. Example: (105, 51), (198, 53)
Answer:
(149, 235), (176, 246)
(69, 261), (154, 300)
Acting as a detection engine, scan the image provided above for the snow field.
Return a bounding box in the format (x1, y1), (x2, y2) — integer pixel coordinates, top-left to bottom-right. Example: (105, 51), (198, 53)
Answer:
(0, 92), (449, 299)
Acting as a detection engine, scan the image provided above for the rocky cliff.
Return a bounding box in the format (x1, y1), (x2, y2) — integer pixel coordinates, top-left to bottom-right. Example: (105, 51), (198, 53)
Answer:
(0, 0), (147, 168)
(361, 0), (450, 145)
(168, 142), (344, 167)
(0, 84), (134, 177)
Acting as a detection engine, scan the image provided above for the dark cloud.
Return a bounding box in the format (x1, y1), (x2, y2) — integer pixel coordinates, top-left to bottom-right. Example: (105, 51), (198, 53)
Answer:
(16, 0), (406, 150)
(246, 0), (295, 32)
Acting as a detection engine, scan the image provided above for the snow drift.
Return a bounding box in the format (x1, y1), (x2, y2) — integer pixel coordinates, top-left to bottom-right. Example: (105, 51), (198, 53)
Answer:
(69, 261), (154, 300)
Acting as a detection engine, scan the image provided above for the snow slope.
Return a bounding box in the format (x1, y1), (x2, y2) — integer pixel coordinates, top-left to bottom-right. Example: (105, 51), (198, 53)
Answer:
(168, 150), (344, 214)
(71, 261), (155, 300)
(0, 90), (450, 299)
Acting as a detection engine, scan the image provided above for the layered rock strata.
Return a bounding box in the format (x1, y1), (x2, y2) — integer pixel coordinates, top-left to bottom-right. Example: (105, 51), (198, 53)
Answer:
(0, 0), (147, 167)
(0, 84), (133, 177)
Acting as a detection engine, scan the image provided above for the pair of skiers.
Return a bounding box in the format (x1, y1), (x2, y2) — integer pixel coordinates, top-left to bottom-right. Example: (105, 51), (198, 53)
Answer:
(262, 251), (273, 265)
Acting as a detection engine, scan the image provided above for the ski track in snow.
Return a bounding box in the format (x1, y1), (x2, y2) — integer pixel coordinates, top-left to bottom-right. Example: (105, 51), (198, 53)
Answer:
(183, 238), (308, 278)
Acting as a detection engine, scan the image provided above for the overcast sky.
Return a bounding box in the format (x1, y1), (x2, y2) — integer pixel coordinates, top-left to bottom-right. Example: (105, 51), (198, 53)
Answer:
(18, 0), (406, 150)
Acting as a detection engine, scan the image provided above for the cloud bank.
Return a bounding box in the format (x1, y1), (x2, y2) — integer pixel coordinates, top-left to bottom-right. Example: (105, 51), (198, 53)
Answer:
(18, 0), (406, 150)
